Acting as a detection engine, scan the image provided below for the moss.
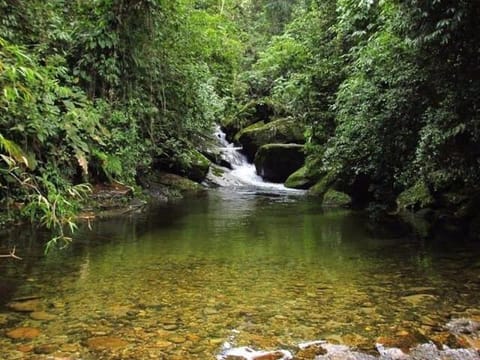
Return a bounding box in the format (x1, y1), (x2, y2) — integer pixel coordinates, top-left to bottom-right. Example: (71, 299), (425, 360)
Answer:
(154, 172), (203, 192)
(284, 157), (325, 189)
(235, 118), (305, 161)
(284, 166), (310, 189)
(181, 149), (211, 182)
(323, 189), (352, 207)
(397, 181), (434, 211)
(308, 170), (337, 198)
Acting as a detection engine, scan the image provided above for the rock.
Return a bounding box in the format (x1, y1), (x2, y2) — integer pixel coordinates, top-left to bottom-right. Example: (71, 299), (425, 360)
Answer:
(236, 118), (305, 161)
(86, 336), (129, 351)
(30, 311), (56, 321)
(0, 313), (10, 325)
(139, 171), (204, 200)
(33, 344), (57, 354)
(323, 189), (352, 207)
(284, 165), (319, 190)
(7, 299), (41, 312)
(296, 343), (327, 359)
(397, 181), (434, 212)
(221, 100), (275, 142)
(154, 149), (211, 183)
(6, 327), (41, 339)
(400, 294), (438, 306)
(155, 340), (173, 348)
(254, 144), (305, 183)
(167, 335), (186, 344)
(162, 323), (179, 331)
(218, 347), (292, 360)
(446, 318), (480, 335)
(307, 171), (337, 198)
(180, 149), (211, 182)
(376, 332), (425, 353)
(16, 344), (34, 353)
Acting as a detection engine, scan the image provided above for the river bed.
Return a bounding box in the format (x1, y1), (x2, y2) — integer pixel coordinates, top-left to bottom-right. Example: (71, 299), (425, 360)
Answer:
(1, 189), (480, 359)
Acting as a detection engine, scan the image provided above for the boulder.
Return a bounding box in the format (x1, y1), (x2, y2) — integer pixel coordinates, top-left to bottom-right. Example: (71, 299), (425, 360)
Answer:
(181, 149), (211, 182)
(254, 144), (305, 183)
(308, 171), (337, 198)
(221, 100), (275, 142)
(323, 190), (352, 207)
(236, 118), (305, 161)
(397, 181), (434, 212)
(284, 160), (324, 190)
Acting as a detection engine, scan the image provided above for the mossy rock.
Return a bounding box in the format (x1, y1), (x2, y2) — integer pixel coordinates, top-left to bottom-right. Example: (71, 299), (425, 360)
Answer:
(323, 190), (352, 207)
(139, 171), (204, 201)
(221, 100), (275, 141)
(284, 158), (325, 190)
(236, 118), (305, 161)
(397, 181), (434, 212)
(254, 143), (305, 183)
(180, 149), (211, 182)
(308, 170), (337, 198)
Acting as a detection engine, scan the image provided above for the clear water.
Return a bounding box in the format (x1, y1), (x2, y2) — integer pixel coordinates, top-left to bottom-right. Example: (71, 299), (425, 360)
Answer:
(1, 189), (480, 359)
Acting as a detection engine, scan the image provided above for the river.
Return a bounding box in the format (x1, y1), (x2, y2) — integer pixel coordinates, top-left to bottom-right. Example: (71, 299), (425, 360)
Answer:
(1, 187), (480, 359)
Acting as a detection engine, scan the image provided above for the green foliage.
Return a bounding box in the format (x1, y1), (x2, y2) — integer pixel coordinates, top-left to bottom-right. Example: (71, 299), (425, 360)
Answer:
(0, 0), (245, 248)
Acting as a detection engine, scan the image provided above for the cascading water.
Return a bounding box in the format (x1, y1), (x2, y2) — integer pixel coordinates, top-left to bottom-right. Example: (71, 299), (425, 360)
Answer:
(208, 126), (301, 192)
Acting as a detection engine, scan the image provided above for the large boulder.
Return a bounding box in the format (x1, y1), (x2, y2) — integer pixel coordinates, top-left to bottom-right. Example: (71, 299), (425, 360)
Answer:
(285, 158), (325, 189)
(178, 149), (211, 182)
(254, 144), (305, 183)
(221, 100), (275, 142)
(236, 118), (305, 161)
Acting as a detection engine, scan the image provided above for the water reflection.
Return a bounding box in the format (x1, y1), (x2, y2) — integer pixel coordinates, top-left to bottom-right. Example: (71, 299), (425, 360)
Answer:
(0, 190), (480, 359)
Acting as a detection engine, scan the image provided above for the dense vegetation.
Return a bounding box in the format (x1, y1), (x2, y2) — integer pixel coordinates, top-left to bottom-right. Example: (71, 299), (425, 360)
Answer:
(1, 0), (479, 245)
(227, 0), (480, 234)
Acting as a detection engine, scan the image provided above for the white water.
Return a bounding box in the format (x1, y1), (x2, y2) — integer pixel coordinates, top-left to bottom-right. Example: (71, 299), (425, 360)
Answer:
(211, 126), (302, 192)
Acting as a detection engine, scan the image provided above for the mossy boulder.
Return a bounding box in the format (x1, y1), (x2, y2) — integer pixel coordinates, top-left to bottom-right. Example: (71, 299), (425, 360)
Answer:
(284, 166), (313, 189)
(284, 157), (325, 190)
(221, 100), (275, 141)
(179, 149), (211, 182)
(323, 190), (352, 207)
(397, 181), (434, 212)
(308, 170), (337, 197)
(236, 118), (305, 161)
(140, 171), (204, 200)
(254, 143), (305, 183)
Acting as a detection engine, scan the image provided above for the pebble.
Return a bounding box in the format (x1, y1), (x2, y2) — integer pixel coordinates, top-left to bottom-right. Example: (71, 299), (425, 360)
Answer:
(6, 327), (41, 339)
(86, 336), (129, 350)
(7, 299), (41, 312)
(168, 335), (186, 344)
(30, 311), (56, 321)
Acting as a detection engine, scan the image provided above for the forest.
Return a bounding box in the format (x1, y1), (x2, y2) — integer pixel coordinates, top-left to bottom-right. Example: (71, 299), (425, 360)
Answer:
(1, 0), (479, 243)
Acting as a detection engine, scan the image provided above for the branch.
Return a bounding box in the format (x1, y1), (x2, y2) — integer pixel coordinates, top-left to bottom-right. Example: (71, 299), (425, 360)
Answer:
(0, 246), (22, 260)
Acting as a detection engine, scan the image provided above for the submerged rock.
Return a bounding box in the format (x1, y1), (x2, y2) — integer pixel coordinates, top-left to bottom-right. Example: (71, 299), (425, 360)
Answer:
(6, 327), (41, 340)
(7, 299), (42, 312)
(446, 318), (480, 335)
(86, 336), (129, 351)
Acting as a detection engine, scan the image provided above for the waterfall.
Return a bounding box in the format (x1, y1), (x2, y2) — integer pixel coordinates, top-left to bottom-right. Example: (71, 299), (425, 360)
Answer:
(208, 126), (300, 192)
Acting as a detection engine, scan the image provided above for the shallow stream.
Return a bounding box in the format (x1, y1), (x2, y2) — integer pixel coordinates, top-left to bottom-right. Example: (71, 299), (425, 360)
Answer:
(1, 189), (480, 359)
